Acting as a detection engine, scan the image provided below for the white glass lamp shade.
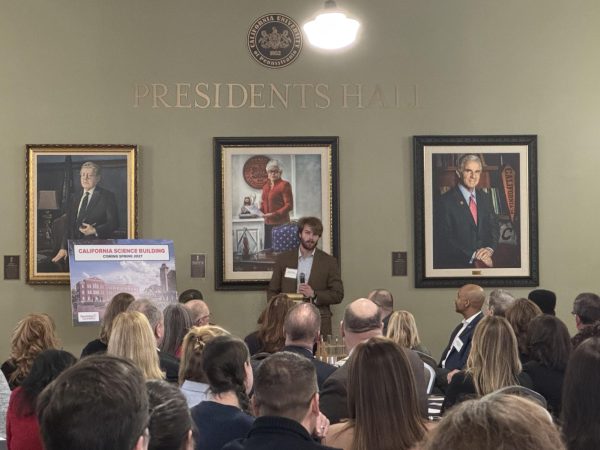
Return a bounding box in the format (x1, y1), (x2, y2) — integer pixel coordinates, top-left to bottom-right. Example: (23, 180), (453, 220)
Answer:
(303, 11), (360, 50)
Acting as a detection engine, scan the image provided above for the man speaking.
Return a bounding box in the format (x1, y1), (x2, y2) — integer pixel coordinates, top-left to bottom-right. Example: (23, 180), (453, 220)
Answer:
(267, 217), (343, 337)
(52, 161), (118, 263)
(435, 154), (499, 268)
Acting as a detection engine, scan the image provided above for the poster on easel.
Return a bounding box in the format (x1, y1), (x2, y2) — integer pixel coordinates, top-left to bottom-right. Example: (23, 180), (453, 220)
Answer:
(68, 239), (177, 326)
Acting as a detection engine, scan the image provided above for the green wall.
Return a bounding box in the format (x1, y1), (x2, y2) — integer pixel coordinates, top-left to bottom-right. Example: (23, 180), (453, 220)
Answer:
(1, 0), (599, 360)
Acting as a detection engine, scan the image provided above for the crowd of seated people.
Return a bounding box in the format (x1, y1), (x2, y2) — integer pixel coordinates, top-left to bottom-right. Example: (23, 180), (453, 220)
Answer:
(2, 285), (600, 450)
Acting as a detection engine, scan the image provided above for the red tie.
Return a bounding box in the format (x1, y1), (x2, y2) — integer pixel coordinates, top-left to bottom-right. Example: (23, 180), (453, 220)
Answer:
(469, 195), (478, 225)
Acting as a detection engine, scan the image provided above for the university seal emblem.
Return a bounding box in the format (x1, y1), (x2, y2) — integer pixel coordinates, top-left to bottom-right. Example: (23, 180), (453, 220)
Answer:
(247, 14), (303, 68)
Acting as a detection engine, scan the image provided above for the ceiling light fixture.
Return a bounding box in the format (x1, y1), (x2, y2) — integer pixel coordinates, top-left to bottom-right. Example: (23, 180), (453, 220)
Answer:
(303, 0), (360, 50)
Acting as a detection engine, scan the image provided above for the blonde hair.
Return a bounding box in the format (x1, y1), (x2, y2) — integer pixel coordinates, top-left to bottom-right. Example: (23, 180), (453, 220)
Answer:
(466, 316), (521, 396)
(9, 314), (60, 386)
(386, 310), (421, 349)
(178, 325), (230, 385)
(107, 311), (164, 380)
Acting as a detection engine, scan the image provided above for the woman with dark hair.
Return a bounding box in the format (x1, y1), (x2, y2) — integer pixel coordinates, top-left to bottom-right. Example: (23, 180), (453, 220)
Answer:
(505, 298), (542, 362)
(160, 303), (193, 359)
(190, 336), (254, 450)
(81, 292), (135, 357)
(1, 314), (60, 390)
(523, 315), (571, 417)
(244, 294), (295, 355)
(561, 337), (600, 450)
(178, 325), (230, 407)
(146, 380), (194, 450)
(442, 315), (532, 412)
(325, 337), (428, 450)
(6, 349), (77, 450)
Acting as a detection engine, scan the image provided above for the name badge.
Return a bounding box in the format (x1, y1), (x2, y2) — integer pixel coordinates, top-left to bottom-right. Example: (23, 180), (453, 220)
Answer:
(452, 336), (464, 352)
(284, 268), (298, 279)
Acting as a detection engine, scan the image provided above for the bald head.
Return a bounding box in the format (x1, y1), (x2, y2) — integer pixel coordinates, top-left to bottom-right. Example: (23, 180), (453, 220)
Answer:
(284, 303), (321, 347)
(184, 300), (210, 326)
(455, 284), (485, 318)
(342, 298), (383, 352)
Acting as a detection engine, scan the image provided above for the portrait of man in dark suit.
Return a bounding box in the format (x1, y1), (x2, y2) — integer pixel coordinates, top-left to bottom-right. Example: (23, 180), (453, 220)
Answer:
(434, 154), (500, 269)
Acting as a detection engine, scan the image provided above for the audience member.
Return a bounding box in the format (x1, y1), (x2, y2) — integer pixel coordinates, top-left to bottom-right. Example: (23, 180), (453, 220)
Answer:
(424, 394), (565, 450)
(436, 284), (485, 390)
(1, 313), (59, 390)
(282, 303), (336, 389)
(0, 372), (9, 439)
(319, 298), (426, 424)
(160, 303), (193, 359)
(244, 294), (295, 355)
(386, 310), (431, 356)
(528, 288), (557, 315)
(37, 354), (150, 450)
(6, 349), (76, 450)
(505, 298), (542, 362)
(485, 288), (515, 316)
(185, 300), (211, 327)
(325, 337), (429, 450)
(561, 337), (600, 450)
(146, 380), (194, 450)
(442, 315), (532, 412)
(179, 325), (230, 407)
(129, 299), (180, 383)
(570, 292), (600, 346)
(571, 320), (600, 349)
(223, 352), (335, 450)
(190, 336), (254, 450)
(108, 311), (165, 380)
(81, 292), (135, 357)
(367, 288), (394, 335)
(523, 315), (571, 417)
(179, 288), (204, 303)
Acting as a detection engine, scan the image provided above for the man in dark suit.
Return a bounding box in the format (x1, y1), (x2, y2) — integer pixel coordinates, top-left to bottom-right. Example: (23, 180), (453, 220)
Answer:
(128, 299), (179, 383)
(223, 352), (335, 450)
(435, 284), (485, 391)
(52, 161), (118, 263)
(281, 302), (335, 389)
(319, 298), (427, 424)
(267, 217), (343, 337)
(435, 154), (499, 268)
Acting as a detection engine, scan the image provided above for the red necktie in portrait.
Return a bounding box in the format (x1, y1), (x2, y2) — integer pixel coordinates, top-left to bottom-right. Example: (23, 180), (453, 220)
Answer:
(469, 195), (477, 225)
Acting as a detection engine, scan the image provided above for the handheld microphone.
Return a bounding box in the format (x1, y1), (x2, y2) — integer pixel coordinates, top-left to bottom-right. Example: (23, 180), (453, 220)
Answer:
(299, 273), (306, 284)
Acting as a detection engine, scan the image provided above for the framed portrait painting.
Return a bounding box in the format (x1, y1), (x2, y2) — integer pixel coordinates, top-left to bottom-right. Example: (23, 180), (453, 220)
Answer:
(214, 136), (340, 290)
(26, 145), (138, 284)
(413, 135), (538, 288)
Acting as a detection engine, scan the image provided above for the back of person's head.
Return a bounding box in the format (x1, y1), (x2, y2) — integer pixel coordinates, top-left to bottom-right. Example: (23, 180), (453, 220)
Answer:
(346, 337), (426, 450)
(343, 298), (382, 334)
(526, 315), (571, 371)
(487, 288), (515, 316)
(108, 311), (164, 380)
(253, 351), (318, 423)
(184, 300), (211, 327)
(423, 394), (565, 450)
(284, 302), (321, 344)
(178, 325), (230, 385)
(258, 294), (296, 353)
(100, 292), (136, 343)
(37, 354), (149, 450)
(146, 380), (194, 450)
(367, 289), (394, 314)
(466, 315), (521, 396)
(505, 298), (542, 356)
(528, 289), (557, 315)
(9, 313), (60, 386)
(561, 337), (600, 450)
(160, 303), (193, 357)
(128, 299), (163, 332)
(386, 310), (422, 349)
(202, 335), (251, 412)
(17, 349), (76, 417)
(572, 292), (600, 326)
(179, 288), (203, 303)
